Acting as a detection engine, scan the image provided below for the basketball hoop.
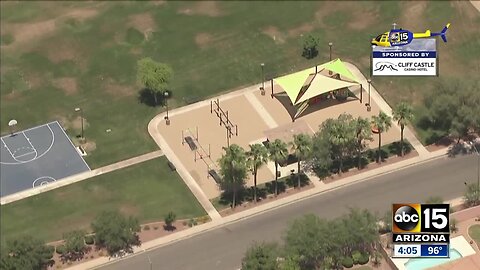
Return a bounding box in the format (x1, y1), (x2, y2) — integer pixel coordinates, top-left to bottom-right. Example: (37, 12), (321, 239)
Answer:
(8, 119), (17, 136)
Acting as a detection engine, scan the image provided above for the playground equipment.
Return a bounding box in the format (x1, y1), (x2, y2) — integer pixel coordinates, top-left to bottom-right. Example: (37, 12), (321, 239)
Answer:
(210, 98), (238, 147)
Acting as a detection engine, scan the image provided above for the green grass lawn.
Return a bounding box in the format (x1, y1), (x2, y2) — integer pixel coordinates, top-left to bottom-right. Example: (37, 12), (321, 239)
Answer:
(1, 1), (479, 168)
(468, 224), (480, 247)
(0, 157), (205, 247)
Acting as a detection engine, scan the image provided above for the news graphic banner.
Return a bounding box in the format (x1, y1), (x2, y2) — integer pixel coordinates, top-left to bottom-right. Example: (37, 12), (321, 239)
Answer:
(372, 39), (437, 76)
(391, 203), (450, 258)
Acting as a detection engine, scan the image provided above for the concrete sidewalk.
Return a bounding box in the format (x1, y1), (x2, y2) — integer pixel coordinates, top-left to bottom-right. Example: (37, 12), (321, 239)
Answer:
(0, 150), (164, 205)
(68, 147), (450, 270)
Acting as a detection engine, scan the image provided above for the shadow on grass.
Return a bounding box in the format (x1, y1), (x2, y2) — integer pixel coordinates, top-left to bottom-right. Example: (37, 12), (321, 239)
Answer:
(138, 88), (168, 107)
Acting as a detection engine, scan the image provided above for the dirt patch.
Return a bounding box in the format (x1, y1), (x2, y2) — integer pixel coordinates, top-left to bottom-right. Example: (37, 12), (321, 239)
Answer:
(399, 1), (427, 29)
(152, 1), (166, 6)
(195, 32), (212, 49)
(347, 9), (378, 30)
(287, 23), (314, 38)
(128, 12), (156, 35)
(72, 115), (88, 131)
(103, 78), (136, 97)
(53, 77), (77, 95)
(119, 204), (139, 216)
(2, 7), (99, 49)
(54, 115), (71, 130)
(262, 26), (286, 44)
(81, 140), (97, 152)
(178, 1), (224, 17)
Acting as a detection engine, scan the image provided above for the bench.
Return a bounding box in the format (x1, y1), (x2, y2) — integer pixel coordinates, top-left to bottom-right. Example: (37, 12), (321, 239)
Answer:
(184, 136), (197, 151)
(208, 169), (222, 184)
(167, 161), (176, 171)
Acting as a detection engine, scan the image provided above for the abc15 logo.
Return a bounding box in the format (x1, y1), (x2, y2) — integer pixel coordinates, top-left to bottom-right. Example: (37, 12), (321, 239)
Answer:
(392, 204), (450, 233)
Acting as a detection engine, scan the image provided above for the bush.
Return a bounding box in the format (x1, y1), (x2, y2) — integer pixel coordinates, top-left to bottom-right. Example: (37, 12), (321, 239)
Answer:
(352, 250), (362, 264)
(84, 235), (95, 245)
(143, 225), (150, 231)
(153, 226), (159, 230)
(56, 245), (66, 255)
(450, 218), (458, 233)
(358, 253), (370, 265)
(188, 218), (198, 227)
(45, 245), (55, 259)
(341, 257), (354, 268)
(197, 216), (210, 224)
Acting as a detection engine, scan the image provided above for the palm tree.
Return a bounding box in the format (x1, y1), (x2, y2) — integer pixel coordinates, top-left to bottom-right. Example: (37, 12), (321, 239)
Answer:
(267, 139), (288, 196)
(392, 102), (415, 156)
(353, 117), (373, 169)
(371, 112), (392, 163)
(247, 144), (269, 203)
(290, 134), (312, 189)
(218, 144), (248, 208)
(325, 114), (355, 175)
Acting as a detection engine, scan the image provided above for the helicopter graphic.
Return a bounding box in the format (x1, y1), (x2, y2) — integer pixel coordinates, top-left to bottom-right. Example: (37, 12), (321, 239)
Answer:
(371, 23), (450, 47)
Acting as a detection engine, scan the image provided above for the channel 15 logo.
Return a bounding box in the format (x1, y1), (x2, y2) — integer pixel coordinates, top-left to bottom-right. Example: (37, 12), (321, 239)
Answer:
(392, 204), (449, 233)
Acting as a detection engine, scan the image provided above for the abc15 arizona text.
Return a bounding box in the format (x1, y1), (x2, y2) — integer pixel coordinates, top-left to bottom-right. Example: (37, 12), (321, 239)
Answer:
(392, 204), (450, 243)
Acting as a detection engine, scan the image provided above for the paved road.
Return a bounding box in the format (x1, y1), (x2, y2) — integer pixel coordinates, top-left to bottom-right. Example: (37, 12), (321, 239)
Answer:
(102, 154), (478, 270)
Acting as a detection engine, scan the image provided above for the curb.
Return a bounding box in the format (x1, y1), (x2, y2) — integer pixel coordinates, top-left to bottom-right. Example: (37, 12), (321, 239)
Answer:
(79, 150), (449, 270)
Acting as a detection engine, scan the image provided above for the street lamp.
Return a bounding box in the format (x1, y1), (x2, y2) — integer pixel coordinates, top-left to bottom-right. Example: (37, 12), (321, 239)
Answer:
(470, 141), (480, 202)
(260, 63), (265, 95)
(74, 107), (84, 140)
(164, 91), (170, 125)
(328, 42), (333, 75)
(367, 79), (372, 111)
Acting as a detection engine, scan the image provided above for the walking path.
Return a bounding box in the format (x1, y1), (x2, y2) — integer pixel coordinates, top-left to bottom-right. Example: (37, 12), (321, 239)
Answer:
(0, 150), (164, 205)
(68, 147), (450, 270)
(148, 115), (222, 221)
(244, 91), (278, 128)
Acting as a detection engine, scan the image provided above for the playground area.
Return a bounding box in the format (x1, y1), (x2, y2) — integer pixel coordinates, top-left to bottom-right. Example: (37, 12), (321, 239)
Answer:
(158, 61), (399, 199)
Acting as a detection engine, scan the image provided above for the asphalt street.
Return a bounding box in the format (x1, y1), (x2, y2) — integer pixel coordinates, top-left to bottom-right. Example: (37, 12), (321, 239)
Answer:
(101, 154), (478, 270)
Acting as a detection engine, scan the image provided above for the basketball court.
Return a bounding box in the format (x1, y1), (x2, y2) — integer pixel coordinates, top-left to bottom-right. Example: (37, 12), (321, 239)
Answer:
(0, 121), (90, 197)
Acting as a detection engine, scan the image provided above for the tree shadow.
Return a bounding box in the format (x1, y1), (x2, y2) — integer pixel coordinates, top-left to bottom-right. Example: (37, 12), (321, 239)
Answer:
(163, 224), (177, 231)
(137, 88), (167, 107)
(285, 173), (310, 188)
(387, 141), (412, 156)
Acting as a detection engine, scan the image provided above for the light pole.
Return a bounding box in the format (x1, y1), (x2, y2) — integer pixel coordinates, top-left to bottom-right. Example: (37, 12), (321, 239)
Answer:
(470, 141), (480, 202)
(367, 79), (372, 111)
(164, 91), (170, 125)
(74, 107), (84, 140)
(328, 42), (333, 75)
(260, 63), (265, 93)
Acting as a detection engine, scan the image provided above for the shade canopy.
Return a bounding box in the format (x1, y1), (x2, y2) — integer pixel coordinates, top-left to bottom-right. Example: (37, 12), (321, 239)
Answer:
(274, 59), (360, 106)
(272, 59), (361, 120)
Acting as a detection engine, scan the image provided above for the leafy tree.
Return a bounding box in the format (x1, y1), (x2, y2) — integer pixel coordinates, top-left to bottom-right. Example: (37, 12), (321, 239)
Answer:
(0, 235), (53, 270)
(241, 242), (279, 270)
(290, 134), (312, 189)
(302, 34), (320, 59)
(164, 211), (177, 230)
(91, 210), (141, 255)
(307, 131), (332, 178)
(247, 143), (269, 202)
(371, 112), (392, 163)
(322, 114), (356, 174)
(136, 57), (173, 106)
(63, 230), (87, 261)
(392, 102), (415, 156)
(219, 144), (248, 208)
(353, 116), (373, 169)
(267, 139), (288, 196)
(464, 183), (479, 207)
(341, 208), (379, 255)
(284, 214), (331, 269)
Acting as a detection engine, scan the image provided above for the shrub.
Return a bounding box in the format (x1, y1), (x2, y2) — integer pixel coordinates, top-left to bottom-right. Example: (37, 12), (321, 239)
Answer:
(153, 226), (159, 230)
(188, 218), (198, 227)
(450, 218), (458, 233)
(84, 235), (95, 245)
(45, 245), (55, 259)
(164, 211), (176, 228)
(197, 216), (210, 224)
(56, 245), (66, 255)
(341, 257), (354, 268)
(98, 251), (105, 256)
(143, 225), (150, 231)
(182, 220), (188, 226)
(352, 250), (362, 264)
(358, 253), (370, 265)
